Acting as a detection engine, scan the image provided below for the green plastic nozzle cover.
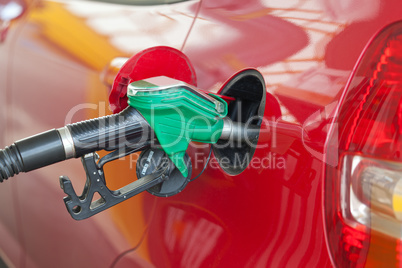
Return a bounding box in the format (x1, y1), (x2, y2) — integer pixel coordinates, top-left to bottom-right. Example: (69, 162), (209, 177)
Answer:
(127, 76), (228, 177)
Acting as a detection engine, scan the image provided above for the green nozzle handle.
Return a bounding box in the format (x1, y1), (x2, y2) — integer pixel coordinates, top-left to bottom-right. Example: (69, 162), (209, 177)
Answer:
(127, 76), (228, 177)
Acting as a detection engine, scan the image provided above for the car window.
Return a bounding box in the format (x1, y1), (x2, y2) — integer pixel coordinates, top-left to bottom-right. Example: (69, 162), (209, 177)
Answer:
(89, 0), (190, 5)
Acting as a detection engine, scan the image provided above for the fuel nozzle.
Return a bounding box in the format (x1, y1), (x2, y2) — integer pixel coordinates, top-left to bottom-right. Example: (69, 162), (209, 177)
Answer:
(127, 76), (229, 177)
(0, 75), (260, 220)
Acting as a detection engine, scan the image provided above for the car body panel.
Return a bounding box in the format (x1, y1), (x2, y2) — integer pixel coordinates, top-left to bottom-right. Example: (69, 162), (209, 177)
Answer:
(2, 0), (199, 267)
(1, 0), (402, 267)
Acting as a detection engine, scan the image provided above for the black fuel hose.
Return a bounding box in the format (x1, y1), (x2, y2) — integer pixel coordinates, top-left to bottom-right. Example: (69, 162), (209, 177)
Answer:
(0, 106), (151, 182)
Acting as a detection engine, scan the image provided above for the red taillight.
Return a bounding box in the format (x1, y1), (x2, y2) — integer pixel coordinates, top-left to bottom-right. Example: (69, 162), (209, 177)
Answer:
(325, 21), (402, 267)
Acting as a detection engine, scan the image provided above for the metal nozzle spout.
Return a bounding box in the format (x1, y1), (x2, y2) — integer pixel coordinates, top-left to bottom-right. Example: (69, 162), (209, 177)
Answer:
(219, 117), (260, 142)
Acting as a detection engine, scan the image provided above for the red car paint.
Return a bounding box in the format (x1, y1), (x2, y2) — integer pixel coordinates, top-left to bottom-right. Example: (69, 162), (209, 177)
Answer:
(0, 0), (402, 267)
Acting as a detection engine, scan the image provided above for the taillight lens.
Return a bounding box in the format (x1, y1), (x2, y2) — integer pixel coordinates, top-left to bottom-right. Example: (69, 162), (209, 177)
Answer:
(325, 21), (402, 267)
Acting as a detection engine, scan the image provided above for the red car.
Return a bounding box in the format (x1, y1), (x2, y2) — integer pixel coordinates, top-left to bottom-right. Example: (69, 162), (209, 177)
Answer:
(0, 0), (402, 267)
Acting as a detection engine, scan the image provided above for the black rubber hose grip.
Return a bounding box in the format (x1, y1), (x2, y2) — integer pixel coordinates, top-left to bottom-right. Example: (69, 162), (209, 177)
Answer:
(68, 106), (151, 157)
(0, 106), (151, 182)
(0, 145), (24, 182)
